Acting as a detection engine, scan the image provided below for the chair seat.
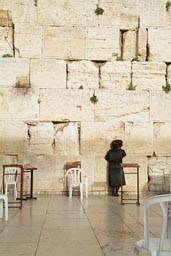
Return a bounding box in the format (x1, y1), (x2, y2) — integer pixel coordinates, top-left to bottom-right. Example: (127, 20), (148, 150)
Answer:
(136, 238), (171, 254)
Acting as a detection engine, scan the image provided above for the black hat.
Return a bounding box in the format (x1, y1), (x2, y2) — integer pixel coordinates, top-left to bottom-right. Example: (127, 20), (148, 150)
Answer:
(110, 139), (123, 149)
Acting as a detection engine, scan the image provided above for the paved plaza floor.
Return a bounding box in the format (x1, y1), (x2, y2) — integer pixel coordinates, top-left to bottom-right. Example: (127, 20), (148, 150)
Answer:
(0, 194), (163, 256)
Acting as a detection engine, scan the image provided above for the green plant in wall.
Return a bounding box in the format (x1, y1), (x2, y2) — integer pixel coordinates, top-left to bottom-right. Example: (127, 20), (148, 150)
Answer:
(37, 98), (41, 104)
(131, 57), (140, 62)
(95, 5), (104, 15)
(90, 93), (98, 104)
(127, 82), (136, 90)
(166, 1), (171, 11)
(162, 82), (171, 93)
(79, 85), (84, 89)
(34, 0), (38, 6)
(116, 56), (124, 61)
(2, 54), (13, 57)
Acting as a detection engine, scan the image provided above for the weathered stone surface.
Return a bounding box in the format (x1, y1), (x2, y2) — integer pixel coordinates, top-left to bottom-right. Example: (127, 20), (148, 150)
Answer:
(138, 28), (147, 61)
(54, 122), (80, 156)
(0, 58), (29, 87)
(140, 0), (171, 28)
(30, 59), (66, 89)
(148, 156), (171, 192)
(43, 26), (85, 60)
(85, 26), (119, 60)
(67, 61), (99, 89)
(94, 157), (108, 193)
(151, 91), (171, 121)
(122, 30), (137, 61)
(166, 64), (171, 85)
(0, 0), (171, 194)
(132, 62), (166, 90)
(0, 27), (13, 57)
(154, 122), (171, 156)
(39, 89), (95, 121)
(125, 122), (153, 155)
(27, 122), (54, 155)
(0, 10), (13, 26)
(14, 23), (43, 58)
(95, 90), (150, 122)
(148, 28), (171, 61)
(100, 61), (131, 89)
(0, 88), (39, 120)
(37, 0), (97, 26)
(0, 120), (27, 154)
(81, 121), (125, 156)
(120, 13), (139, 30)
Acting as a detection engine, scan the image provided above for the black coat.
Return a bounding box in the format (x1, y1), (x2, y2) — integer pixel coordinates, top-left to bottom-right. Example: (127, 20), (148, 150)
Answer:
(105, 148), (126, 187)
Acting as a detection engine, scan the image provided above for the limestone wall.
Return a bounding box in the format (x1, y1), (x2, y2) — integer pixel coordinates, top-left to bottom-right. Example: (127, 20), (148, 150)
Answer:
(0, 0), (171, 194)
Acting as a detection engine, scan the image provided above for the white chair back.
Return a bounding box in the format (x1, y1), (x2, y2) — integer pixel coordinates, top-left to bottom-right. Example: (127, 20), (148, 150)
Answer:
(3, 166), (19, 198)
(134, 194), (171, 256)
(4, 167), (18, 184)
(66, 168), (88, 199)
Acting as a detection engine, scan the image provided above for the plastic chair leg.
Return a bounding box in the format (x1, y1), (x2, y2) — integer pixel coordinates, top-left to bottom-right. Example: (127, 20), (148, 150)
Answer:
(4, 196), (8, 221)
(80, 184), (83, 199)
(0, 201), (3, 218)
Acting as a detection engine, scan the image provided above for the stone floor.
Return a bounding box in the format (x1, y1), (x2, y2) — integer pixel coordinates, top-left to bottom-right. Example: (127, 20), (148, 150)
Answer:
(0, 194), (164, 256)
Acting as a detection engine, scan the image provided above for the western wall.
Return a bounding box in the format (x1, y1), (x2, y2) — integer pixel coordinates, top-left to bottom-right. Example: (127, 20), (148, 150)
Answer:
(0, 0), (171, 195)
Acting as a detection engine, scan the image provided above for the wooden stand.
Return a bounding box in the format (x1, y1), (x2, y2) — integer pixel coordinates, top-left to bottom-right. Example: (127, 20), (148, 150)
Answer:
(120, 163), (140, 205)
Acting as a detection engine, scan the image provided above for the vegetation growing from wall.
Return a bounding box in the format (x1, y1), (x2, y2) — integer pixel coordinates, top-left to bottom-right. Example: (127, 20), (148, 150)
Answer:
(2, 54), (13, 57)
(95, 5), (104, 15)
(127, 83), (136, 90)
(166, 1), (171, 11)
(90, 93), (98, 104)
(162, 82), (171, 93)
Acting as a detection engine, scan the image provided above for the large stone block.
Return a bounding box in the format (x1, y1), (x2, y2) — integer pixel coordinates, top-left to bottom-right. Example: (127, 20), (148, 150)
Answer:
(95, 90), (150, 122)
(0, 58), (29, 88)
(148, 28), (171, 61)
(37, 0), (97, 26)
(67, 61), (99, 89)
(0, 88), (39, 120)
(138, 28), (147, 61)
(85, 26), (119, 60)
(0, 120), (27, 154)
(125, 122), (153, 155)
(39, 89), (94, 121)
(54, 122), (80, 156)
(30, 59), (66, 89)
(43, 26), (85, 60)
(27, 122), (54, 155)
(81, 121), (125, 156)
(154, 122), (171, 156)
(122, 30), (137, 61)
(100, 61), (131, 89)
(151, 91), (171, 121)
(120, 13), (139, 30)
(0, 27), (13, 57)
(132, 62), (166, 90)
(14, 23), (43, 58)
(148, 156), (171, 192)
(0, 9), (13, 26)
(140, 0), (171, 28)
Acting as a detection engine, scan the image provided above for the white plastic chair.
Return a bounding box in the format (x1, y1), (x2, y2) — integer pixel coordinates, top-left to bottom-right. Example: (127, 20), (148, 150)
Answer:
(3, 166), (19, 198)
(66, 168), (88, 199)
(0, 194), (8, 221)
(134, 194), (171, 256)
